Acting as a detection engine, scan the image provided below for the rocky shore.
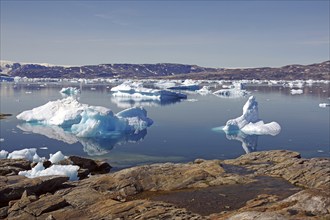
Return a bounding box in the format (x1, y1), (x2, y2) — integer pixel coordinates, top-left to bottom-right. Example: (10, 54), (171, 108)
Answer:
(0, 150), (329, 219)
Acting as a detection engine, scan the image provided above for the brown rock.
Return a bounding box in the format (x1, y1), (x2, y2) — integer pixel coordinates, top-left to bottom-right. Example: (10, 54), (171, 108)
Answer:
(0, 159), (31, 176)
(24, 194), (69, 216)
(0, 175), (68, 204)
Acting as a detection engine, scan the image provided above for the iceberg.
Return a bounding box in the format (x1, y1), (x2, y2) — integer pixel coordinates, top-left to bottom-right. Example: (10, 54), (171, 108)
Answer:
(290, 89), (303, 95)
(167, 79), (200, 91)
(319, 103), (330, 108)
(196, 86), (212, 95)
(223, 96), (281, 136)
(213, 82), (249, 98)
(111, 83), (187, 101)
(16, 97), (153, 138)
(60, 87), (80, 96)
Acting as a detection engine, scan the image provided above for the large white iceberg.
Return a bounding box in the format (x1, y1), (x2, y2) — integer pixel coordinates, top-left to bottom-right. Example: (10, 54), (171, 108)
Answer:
(111, 83), (187, 101)
(223, 96), (281, 136)
(16, 97), (153, 138)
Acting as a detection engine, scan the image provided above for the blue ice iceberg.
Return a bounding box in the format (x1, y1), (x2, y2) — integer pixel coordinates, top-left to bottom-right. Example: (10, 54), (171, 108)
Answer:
(223, 96), (281, 136)
(16, 97), (153, 138)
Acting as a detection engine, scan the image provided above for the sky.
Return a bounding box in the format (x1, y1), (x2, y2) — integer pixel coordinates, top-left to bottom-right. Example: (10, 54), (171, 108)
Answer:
(0, 1), (329, 68)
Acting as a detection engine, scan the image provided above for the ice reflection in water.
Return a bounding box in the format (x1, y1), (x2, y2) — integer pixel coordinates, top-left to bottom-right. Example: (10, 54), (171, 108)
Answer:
(17, 123), (148, 156)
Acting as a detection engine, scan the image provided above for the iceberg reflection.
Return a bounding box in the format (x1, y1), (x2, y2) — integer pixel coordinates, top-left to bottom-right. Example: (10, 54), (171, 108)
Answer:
(17, 123), (148, 156)
(223, 130), (258, 154)
(111, 96), (184, 108)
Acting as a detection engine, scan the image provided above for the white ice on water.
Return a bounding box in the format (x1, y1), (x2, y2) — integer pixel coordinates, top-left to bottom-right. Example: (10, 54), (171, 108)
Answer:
(319, 103), (330, 108)
(167, 79), (200, 91)
(223, 96), (281, 136)
(60, 87), (80, 96)
(7, 148), (44, 162)
(213, 82), (249, 98)
(111, 82), (187, 101)
(290, 89), (303, 95)
(16, 97), (153, 137)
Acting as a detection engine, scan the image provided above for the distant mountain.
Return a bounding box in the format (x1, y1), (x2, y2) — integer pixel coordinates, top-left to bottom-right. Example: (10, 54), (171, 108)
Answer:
(1, 60), (329, 80)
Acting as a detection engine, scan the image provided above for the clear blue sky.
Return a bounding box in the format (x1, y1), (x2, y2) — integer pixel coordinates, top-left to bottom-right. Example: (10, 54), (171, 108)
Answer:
(1, 1), (329, 68)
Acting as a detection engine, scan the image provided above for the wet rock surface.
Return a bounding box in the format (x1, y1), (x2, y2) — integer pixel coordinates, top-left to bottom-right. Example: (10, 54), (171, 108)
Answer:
(0, 150), (329, 219)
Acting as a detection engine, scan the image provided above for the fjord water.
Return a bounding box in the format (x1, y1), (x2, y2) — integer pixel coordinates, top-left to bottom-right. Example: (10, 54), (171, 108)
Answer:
(0, 82), (329, 168)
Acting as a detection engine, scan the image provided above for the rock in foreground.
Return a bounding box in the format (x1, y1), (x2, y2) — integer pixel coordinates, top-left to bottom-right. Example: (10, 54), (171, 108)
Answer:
(0, 150), (329, 219)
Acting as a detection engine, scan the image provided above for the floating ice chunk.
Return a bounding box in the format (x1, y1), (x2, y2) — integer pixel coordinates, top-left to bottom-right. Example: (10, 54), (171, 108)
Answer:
(111, 83), (187, 101)
(168, 79), (200, 91)
(223, 96), (281, 135)
(0, 150), (8, 159)
(197, 86), (212, 95)
(213, 83), (249, 98)
(7, 148), (44, 162)
(49, 151), (67, 163)
(19, 162), (79, 181)
(17, 97), (153, 138)
(319, 103), (330, 108)
(154, 80), (176, 89)
(60, 87), (80, 95)
(290, 89), (303, 95)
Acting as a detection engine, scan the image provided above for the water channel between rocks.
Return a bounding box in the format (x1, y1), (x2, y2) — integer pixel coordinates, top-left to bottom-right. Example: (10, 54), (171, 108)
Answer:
(128, 164), (301, 216)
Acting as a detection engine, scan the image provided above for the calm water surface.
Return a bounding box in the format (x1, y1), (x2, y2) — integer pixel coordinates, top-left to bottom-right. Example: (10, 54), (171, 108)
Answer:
(0, 81), (329, 168)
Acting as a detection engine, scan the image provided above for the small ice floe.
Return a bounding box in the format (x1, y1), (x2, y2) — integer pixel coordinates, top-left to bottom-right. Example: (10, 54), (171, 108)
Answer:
(213, 83), (249, 98)
(196, 86), (212, 95)
(290, 89), (303, 95)
(222, 96), (281, 136)
(25, 91), (32, 94)
(185, 99), (198, 102)
(90, 87), (96, 90)
(154, 80), (176, 89)
(7, 148), (44, 162)
(167, 79), (200, 91)
(0, 138), (4, 142)
(39, 147), (48, 150)
(60, 87), (80, 96)
(319, 103), (330, 108)
(317, 150), (324, 153)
